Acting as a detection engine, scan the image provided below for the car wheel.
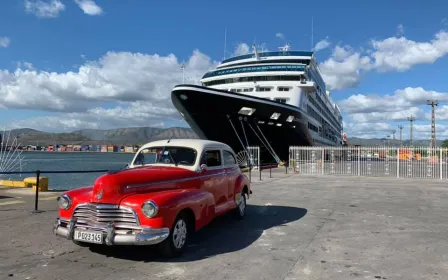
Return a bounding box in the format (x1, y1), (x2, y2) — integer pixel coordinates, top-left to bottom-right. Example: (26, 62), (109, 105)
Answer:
(233, 191), (246, 220)
(158, 213), (189, 258)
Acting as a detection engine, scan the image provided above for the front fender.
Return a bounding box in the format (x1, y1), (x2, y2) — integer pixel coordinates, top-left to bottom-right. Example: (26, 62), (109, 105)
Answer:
(120, 189), (215, 231)
(58, 186), (93, 219)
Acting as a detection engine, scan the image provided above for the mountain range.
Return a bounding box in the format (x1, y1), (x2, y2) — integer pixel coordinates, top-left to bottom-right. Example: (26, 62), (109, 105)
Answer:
(0, 127), (444, 147)
(1, 127), (199, 146)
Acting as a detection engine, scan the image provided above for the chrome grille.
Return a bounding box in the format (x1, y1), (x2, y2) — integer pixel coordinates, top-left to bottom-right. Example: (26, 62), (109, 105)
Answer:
(73, 203), (139, 230)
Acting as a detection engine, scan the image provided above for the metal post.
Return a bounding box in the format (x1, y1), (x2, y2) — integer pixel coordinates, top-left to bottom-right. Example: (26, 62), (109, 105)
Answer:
(249, 164), (251, 182)
(357, 147), (360, 176)
(440, 148), (443, 180)
(397, 148), (400, 178)
(269, 164), (272, 178)
(32, 170), (43, 213)
(259, 164), (262, 181)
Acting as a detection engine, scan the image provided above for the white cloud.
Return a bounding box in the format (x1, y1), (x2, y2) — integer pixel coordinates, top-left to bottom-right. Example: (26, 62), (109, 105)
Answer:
(320, 30), (448, 90)
(339, 87), (448, 115)
(319, 45), (372, 90)
(313, 37), (331, 52)
(25, 0), (65, 18)
(8, 101), (177, 132)
(74, 0), (103, 16)
(0, 49), (217, 130)
(276, 33), (285, 40)
(233, 43), (251, 56)
(397, 24), (404, 36)
(0, 37), (10, 48)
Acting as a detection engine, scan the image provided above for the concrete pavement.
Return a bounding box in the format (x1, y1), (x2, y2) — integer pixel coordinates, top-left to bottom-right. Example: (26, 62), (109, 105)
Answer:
(1, 169), (447, 280)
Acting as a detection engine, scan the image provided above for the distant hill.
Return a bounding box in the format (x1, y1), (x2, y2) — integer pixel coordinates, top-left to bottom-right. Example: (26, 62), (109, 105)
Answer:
(347, 137), (440, 147)
(1, 126), (199, 146)
(0, 126), (443, 147)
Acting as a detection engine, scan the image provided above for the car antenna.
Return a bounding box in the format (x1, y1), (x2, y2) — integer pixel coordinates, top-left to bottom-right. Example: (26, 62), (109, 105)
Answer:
(167, 136), (173, 143)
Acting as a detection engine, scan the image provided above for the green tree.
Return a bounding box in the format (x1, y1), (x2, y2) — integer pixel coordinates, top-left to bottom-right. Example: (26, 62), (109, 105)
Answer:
(442, 140), (448, 148)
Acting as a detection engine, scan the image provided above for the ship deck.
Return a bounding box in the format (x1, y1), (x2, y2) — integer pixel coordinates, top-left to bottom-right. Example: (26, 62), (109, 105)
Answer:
(1, 170), (447, 280)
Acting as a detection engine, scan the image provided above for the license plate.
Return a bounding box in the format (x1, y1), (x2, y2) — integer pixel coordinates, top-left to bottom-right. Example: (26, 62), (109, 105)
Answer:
(73, 230), (103, 244)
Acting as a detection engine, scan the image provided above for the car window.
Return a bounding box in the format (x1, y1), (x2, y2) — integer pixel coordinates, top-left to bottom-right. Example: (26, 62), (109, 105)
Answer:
(201, 150), (222, 167)
(133, 146), (197, 166)
(223, 150), (237, 166)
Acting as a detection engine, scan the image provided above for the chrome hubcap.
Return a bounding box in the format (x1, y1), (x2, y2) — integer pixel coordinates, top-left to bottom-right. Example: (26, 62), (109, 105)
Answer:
(239, 194), (246, 215)
(173, 219), (187, 249)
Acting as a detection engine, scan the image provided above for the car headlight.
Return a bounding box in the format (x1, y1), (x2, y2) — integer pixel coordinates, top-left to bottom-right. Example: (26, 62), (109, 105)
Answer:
(57, 194), (72, 210)
(141, 201), (158, 218)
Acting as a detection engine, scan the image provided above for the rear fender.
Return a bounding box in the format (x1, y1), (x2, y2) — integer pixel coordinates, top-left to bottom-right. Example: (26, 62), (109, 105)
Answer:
(120, 189), (215, 231)
(234, 174), (251, 199)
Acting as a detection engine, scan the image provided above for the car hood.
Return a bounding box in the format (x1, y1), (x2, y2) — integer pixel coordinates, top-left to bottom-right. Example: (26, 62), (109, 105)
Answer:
(90, 165), (198, 204)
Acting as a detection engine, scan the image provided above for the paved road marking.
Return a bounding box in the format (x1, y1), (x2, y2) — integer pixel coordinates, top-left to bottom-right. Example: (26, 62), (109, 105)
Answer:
(0, 200), (25, 206)
(39, 196), (59, 201)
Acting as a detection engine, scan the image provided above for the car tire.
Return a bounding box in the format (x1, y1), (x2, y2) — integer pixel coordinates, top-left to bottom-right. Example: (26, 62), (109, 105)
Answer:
(233, 191), (246, 220)
(158, 213), (189, 258)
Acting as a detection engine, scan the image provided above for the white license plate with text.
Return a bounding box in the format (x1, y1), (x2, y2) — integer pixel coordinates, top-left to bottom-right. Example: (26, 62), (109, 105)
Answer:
(73, 230), (103, 244)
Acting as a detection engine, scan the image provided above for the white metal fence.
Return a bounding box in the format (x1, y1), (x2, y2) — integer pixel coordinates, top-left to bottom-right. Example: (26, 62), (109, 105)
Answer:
(289, 146), (448, 179)
(247, 146), (260, 170)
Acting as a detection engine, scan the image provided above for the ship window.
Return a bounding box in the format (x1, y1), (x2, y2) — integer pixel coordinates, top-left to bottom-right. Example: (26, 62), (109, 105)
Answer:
(278, 87), (291, 91)
(286, 116), (294, 122)
(236, 89), (242, 92)
(275, 98), (287, 103)
(276, 123), (282, 127)
(268, 122), (274, 125)
(270, 112), (281, 120)
(238, 107), (256, 116)
(257, 87), (272, 92)
(243, 88), (253, 92)
(258, 121), (265, 124)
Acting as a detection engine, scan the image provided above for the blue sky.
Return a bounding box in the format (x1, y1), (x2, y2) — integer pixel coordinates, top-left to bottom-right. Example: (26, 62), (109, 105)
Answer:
(1, 0), (448, 140)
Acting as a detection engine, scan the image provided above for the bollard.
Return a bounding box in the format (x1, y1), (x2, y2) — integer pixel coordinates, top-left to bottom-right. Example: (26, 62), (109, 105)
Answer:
(31, 170), (44, 214)
(259, 164), (262, 181)
(285, 163), (288, 174)
(269, 164), (272, 178)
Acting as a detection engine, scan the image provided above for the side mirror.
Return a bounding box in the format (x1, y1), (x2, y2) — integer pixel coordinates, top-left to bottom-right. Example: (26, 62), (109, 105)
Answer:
(124, 163), (130, 169)
(200, 164), (207, 172)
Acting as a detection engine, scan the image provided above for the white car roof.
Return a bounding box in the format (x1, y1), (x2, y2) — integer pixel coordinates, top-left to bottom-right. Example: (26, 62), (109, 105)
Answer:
(137, 139), (235, 153)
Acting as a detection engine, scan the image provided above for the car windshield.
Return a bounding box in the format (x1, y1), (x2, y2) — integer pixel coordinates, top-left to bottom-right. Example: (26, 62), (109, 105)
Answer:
(133, 146), (197, 166)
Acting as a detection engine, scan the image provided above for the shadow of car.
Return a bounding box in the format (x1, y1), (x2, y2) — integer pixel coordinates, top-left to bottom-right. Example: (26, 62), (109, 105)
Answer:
(87, 204), (307, 262)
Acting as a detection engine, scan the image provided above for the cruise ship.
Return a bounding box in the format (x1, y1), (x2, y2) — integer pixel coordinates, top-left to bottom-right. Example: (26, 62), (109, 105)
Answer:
(171, 44), (344, 164)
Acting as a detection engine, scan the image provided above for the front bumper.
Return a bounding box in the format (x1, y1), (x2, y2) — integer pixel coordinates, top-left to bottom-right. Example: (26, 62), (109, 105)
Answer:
(53, 218), (170, 246)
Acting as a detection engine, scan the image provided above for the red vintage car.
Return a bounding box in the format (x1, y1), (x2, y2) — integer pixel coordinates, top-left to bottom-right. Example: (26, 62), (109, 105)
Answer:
(53, 139), (251, 257)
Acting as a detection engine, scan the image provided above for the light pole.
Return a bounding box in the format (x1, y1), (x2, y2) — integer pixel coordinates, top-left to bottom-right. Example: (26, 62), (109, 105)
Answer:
(426, 99), (439, 148)
(407, 115), (415, 147)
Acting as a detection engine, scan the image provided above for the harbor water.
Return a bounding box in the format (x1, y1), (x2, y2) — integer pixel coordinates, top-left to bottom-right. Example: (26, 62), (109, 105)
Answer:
(2, 152), (135, 190)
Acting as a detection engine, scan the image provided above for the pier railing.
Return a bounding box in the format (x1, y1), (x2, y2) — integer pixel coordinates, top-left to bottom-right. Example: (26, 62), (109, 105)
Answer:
(0, 164), (284, 213)
(0, 169), (110, 213)
(289, 146), (448, 180)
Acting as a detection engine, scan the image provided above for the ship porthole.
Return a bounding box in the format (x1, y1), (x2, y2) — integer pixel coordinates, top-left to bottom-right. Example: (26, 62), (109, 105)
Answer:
(180, 94), (188, 100)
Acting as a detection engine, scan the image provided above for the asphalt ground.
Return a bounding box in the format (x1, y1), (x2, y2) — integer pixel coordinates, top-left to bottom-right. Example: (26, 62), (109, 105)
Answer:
(1, 169), (447, 280)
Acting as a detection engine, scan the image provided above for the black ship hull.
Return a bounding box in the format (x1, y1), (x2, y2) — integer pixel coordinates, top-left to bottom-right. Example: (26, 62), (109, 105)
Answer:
(171, 85), (314, 164)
